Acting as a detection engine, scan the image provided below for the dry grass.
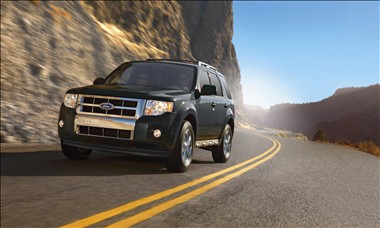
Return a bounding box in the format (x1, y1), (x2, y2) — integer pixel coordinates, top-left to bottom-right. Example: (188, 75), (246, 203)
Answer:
(276, 132), (288, 138)
(294, 133), (308, 140)
(275, 131), (308, 141)
(334, 140), (380, 157)
(355, 141), (380, 156)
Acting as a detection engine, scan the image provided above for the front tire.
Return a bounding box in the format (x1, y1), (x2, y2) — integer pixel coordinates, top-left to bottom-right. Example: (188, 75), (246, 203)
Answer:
(212, 124), (233, 163)
(166, 121), (194, 172)
(61, 141), (92, 160)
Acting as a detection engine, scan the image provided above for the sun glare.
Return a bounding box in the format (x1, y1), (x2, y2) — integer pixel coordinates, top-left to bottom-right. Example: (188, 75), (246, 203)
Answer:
(241, 68), (296, 109)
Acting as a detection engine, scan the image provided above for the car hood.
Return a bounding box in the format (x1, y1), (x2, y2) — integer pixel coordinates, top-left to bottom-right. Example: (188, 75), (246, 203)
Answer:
(66, 84), (189, 101)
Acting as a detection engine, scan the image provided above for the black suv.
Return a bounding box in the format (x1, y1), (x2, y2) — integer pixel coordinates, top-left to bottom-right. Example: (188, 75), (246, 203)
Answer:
(58, 59), (235, 172)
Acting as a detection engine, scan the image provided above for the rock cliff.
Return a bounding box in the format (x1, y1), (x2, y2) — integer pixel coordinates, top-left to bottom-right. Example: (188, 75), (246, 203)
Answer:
(1, 1), (244, 143)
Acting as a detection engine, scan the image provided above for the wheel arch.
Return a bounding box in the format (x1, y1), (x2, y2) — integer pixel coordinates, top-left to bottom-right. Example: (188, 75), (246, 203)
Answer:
(222, 107), (235, 138)
(227, 117), (234, 136)
(184, 113), (197, 139)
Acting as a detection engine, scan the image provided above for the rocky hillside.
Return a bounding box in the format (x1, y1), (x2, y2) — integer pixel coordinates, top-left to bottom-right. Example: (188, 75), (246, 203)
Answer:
(259, 85), (380, 146)
(1, 1), (244, 143)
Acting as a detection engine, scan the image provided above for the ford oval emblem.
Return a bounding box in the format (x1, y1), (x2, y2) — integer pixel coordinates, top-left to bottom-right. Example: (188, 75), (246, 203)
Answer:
(99, 103), (114, 111)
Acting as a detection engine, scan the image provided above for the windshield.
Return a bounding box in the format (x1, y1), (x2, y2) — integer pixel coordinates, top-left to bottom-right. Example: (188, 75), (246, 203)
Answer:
(104, 62), (196, 92)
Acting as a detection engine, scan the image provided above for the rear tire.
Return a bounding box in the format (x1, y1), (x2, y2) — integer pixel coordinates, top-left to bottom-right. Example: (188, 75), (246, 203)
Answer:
(212, 124), (233, 163)
(166, 121), (194, 172)
(61, 141), (92, 160)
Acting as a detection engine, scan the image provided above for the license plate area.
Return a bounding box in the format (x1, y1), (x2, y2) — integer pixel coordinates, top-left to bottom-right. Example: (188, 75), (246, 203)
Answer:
(74, 115), (135, 140)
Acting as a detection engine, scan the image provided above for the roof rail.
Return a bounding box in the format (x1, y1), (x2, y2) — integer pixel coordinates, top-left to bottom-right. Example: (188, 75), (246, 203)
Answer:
(198, 61), (217, 71)
(146, 59), (217, 71)
(146, 59), (198, 64)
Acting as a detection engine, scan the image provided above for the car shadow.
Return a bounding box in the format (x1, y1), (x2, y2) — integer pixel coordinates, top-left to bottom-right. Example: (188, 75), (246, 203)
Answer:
(192, 159), (215, 164)
(1, 150), (171, 176)
(1, 149), (218, 176)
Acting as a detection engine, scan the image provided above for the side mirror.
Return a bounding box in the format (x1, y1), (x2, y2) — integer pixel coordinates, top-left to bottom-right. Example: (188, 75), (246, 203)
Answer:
(194, 89), (201, 99)
(201, 85), (217, 96)
(93, 77), (105, 85)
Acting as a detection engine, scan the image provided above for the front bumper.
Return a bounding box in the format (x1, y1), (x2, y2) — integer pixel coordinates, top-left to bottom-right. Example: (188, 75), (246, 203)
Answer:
(58, 105), (182, 157)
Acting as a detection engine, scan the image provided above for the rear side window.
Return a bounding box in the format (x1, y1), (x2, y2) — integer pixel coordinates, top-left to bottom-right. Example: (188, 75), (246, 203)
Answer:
(198, 70), (210, 89)
(219, 76), (232, 99)
(209, 72), (223, 96)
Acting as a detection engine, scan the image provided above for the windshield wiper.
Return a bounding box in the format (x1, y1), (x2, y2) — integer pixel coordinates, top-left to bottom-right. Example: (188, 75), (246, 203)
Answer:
(141, 84), (161, 89)
(109, 83), (127, 86)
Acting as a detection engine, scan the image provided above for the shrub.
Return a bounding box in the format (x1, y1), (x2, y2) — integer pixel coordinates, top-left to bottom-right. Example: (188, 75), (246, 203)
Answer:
(313, 129), (326, 142)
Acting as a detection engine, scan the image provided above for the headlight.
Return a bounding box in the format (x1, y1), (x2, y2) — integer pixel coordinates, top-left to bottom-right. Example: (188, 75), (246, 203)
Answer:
(144, 100), (173, 116)
(63, 93), (78, 109)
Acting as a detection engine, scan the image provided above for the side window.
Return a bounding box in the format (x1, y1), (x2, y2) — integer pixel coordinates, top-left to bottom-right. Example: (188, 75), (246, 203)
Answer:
(199, 70), (210, 89)
(219, 76), (232, 99)
(209, 72), (223, 96)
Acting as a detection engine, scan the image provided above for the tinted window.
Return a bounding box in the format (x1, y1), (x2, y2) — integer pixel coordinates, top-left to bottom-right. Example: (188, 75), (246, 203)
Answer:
(198, 71), (210, 90)
(219, 76), (232, 99)
(209, 72), (223, 96)
(104, 62), (196, 91)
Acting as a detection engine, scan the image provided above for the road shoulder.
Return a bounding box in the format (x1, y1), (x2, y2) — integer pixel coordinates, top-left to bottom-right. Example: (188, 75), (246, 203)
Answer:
(1, 142), (60, 153)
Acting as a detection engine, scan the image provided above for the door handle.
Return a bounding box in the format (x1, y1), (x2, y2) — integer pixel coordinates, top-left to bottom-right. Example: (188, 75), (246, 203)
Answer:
(211, 102), (216, 107)
(224, 103), (228, 108)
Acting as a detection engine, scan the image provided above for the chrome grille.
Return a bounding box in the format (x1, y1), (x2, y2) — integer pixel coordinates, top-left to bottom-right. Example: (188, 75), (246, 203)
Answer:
(77, 95), (145, 119)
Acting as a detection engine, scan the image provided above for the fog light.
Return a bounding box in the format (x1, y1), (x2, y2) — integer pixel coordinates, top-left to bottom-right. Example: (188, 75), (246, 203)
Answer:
(58, 120), (64, 128)
(153, 129), (161, 138)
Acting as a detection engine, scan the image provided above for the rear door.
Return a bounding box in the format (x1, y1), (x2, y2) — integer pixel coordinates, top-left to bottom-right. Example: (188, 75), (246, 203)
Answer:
(194, 70), (218, 140)
(208, 71), (226, 136)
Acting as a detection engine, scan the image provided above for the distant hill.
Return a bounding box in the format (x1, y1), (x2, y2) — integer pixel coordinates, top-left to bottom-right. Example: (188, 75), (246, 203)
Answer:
(245, 105), (268, 126)
(248, 84), (380, 146)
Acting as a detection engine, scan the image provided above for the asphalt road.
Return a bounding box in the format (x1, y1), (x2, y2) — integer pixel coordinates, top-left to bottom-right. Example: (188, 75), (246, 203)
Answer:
(1, 128), (379, 227)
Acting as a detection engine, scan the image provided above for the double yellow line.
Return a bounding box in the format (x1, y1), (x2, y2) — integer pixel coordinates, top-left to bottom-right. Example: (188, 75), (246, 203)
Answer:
(61, 135), (281, 228)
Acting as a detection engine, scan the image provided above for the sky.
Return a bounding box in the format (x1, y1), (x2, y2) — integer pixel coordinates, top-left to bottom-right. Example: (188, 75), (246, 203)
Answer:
(232, 1), (379, 109)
